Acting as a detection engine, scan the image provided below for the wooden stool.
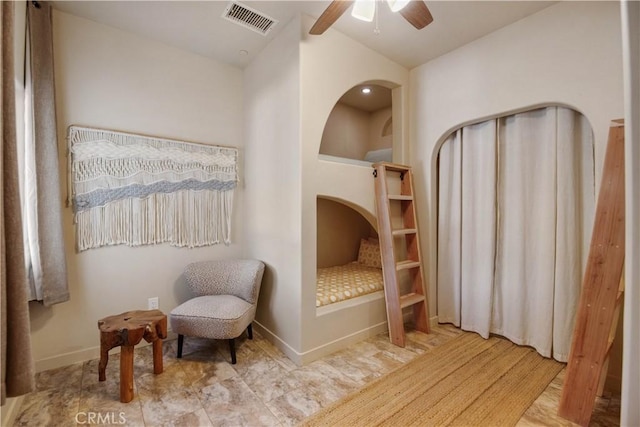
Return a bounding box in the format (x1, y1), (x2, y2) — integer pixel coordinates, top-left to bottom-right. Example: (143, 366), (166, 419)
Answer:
(97, 309), (167, 403)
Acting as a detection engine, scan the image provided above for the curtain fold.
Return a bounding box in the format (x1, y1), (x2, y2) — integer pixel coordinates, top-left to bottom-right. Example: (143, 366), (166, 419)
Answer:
(437, 129), (462, 325)
(25, 1), (69, 306)
(1, 0), (36, 404)
(552, 108), (595, 360)
(437, 106), (594, 362)
(460, 120), (497, 337)
(492, 108), (558, 357)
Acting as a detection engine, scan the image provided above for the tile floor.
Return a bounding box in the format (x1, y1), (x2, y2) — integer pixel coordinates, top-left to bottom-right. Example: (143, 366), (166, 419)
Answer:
(12, 325), (620, 426)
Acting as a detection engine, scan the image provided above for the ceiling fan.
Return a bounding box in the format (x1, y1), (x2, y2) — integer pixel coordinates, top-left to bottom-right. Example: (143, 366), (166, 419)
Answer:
(309, 0), (434, 35)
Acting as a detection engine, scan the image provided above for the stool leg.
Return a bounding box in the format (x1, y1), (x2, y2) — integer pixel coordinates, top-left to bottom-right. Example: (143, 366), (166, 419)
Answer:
(120, 345), (135, 403)
(153, 339), (163, 374)
(228, 339), (236, 365)
(98, 346), (109, 382)
(177, 334), (184, 359)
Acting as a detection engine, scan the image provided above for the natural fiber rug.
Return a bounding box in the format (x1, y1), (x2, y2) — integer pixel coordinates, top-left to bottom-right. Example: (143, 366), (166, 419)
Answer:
(300, 332), (564, 427)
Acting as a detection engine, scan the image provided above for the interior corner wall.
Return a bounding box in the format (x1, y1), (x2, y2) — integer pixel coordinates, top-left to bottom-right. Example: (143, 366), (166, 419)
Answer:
(409, 1), (624, 320)
(32, 10), (244, 370)
(621, 1), (640, 425)
(319, 103), (371, 160)
(299, 14), (410, 359)
(243, 17), (303, 359)
(369, 107), (393, 151)
(317, 198), (376, 268)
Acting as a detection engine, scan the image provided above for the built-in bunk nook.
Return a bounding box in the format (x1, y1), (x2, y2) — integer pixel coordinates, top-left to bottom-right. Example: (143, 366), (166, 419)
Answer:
(315, 82), (396, 313)
(316, 197), (383, 311)
(318, 83), (393, 165)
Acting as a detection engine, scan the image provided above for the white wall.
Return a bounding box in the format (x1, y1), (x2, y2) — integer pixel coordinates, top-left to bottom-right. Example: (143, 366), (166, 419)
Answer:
(621, 2), (640, 425)
(410, 1), (624, 318)
(31, 10), (244, 370)
(243, 17), (303, 358)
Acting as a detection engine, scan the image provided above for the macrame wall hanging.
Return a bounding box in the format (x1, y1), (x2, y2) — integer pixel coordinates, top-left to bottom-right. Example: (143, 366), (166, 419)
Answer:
(67, 126), (238, 252)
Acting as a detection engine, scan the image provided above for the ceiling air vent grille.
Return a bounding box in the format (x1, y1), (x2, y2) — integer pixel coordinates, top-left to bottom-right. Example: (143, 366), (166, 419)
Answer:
(222, 2), (278, 36)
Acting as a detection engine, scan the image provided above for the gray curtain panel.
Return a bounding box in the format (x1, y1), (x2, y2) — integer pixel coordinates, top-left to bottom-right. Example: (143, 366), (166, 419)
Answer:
(27, 0), (69, 306)
(1, 1), (36, 404)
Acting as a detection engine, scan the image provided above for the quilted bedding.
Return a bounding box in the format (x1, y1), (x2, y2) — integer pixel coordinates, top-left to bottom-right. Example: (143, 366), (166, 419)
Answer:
(316, 262), (384, 307)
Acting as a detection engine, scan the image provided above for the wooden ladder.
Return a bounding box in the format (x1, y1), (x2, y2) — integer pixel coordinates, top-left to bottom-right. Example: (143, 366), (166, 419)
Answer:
(372, 162), (430, 347)
(558, 120), (625, 426)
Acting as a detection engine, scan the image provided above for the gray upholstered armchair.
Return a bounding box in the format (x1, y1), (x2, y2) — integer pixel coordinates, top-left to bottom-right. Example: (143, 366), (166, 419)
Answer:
(169, 259), (265, 364)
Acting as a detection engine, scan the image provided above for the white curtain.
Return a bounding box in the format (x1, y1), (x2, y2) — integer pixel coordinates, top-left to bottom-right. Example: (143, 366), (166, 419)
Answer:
(437, 106), (594, 362)
(17, 1), (69, 305)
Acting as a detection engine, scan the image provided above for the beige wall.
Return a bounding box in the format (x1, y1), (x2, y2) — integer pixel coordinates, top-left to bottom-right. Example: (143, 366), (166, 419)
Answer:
(369, 107), (393, 151)
(243, 17), (303, 357)
(319, 103), (393, 160)
(31, 10), (244, 370)
(319, 103), (370, 160)
(316, 198), (376, 268)
(410, 0), (623, 320)
(410, 0), (625, 395)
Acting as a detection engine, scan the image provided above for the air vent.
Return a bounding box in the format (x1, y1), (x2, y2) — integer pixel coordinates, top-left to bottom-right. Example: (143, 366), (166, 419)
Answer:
(222, 2), (278, 36)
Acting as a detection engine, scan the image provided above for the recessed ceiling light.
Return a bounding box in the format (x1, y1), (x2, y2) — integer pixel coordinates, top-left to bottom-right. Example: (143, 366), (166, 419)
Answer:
(361, 87), (372, 94)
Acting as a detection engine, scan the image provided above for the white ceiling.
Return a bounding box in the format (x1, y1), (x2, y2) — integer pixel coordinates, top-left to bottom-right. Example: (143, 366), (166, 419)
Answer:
(52, 1), (556, 70)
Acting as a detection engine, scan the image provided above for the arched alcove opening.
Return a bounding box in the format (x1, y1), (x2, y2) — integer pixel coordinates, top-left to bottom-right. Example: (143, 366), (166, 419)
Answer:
(318, 82), (394, 163)
(316, 196), (383, 309)
(434, 105), (603, 367)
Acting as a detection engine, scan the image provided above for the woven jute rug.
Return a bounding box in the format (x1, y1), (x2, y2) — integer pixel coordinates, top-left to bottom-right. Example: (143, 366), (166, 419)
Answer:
(300, 332), (564, 427)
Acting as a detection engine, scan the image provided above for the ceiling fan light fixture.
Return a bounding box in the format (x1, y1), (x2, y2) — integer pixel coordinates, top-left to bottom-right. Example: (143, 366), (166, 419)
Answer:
(387, 0), (410, 12)
(351, 0), (375, 22)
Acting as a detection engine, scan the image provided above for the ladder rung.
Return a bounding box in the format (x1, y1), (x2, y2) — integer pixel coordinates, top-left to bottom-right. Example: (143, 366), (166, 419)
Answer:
(388, 195), (413, 201)
(392, 228), (417, 236)
(396, 260), (421, 271)
(373, 162), (411, 172)
(604, 337), (616, 359)
(400, 293), (425, 308)
(615, 289), (624, 306)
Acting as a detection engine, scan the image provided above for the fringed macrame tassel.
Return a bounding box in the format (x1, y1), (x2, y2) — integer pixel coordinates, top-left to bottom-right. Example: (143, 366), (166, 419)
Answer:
(75, 189), (233, 251)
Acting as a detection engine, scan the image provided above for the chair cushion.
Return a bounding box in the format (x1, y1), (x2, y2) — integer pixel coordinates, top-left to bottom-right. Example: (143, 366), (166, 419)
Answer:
(184, 260), (264, 304)
(169, 295), (255, 340)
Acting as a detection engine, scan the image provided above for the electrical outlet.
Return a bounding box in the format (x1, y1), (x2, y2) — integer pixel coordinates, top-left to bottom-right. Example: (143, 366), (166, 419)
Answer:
(148, 297), (159, 310)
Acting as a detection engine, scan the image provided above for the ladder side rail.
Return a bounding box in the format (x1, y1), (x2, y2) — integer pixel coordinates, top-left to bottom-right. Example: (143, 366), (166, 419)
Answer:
(401, 170), (430, 333)
(374, 165), (406, 347)
(558, 122), (626, 426)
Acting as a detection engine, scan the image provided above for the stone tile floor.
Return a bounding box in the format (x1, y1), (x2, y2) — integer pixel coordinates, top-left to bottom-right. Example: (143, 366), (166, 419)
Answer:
(12, 324), (620, 426)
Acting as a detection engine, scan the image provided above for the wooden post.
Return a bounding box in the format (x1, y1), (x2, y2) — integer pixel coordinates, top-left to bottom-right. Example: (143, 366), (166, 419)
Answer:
(119, 345), (135, 403)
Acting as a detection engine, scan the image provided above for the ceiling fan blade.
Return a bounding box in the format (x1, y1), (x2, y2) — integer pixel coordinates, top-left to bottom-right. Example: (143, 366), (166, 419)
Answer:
(309, 0), (354, 35)
(399, 0), (433, 30)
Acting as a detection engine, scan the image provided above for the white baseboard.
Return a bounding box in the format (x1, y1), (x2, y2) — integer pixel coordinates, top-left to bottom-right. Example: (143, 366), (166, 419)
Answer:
(33, 316), (439, 373)
(298, 321), (391, 364)
(34, 330), (178, 373)
(1, 395), (25, 427)
(251, 321), (304, 365)
(254, 317), (405, 366)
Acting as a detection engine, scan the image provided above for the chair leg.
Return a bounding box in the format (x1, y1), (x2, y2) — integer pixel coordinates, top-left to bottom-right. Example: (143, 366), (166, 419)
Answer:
(177, 334), (184, 359)
(247, 323), (253, 340)
(228, 338), (236, 364)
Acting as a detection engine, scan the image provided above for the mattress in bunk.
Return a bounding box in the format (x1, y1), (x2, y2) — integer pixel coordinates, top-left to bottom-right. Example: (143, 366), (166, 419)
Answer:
(316, 262), (384, 307)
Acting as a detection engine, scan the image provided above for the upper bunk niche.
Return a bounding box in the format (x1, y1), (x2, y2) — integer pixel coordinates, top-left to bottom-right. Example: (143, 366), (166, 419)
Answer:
(318, 84), (392, 164)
